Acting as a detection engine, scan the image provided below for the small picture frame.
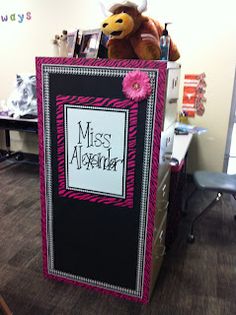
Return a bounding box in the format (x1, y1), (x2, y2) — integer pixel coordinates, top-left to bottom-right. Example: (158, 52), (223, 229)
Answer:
(79, 29), (102, 58)
(97, 33), (109, 58)
(74, 31), (82, 57)
(67, 30), (78, 57)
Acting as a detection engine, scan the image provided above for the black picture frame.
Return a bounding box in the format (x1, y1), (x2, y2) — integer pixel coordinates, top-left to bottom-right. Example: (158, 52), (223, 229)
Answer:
(79, 29), (102, 58)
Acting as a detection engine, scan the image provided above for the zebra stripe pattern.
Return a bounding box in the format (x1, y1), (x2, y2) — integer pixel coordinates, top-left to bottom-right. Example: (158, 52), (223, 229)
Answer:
(142, 63), (167, 302)
(56, 95), (138, 208)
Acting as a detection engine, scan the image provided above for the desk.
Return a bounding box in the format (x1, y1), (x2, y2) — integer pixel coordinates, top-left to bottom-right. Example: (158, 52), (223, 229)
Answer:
(0, 115), (38, 162)
(166, 133), (193, 247)
(172, 133), (193, 171)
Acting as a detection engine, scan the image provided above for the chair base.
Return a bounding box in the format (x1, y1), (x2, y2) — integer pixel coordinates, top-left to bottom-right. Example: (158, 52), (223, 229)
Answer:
(187, 192), (222, 244)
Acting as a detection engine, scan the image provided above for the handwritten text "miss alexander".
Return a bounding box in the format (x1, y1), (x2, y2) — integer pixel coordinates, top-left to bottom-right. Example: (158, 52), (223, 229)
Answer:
(70, 121), (124, 172)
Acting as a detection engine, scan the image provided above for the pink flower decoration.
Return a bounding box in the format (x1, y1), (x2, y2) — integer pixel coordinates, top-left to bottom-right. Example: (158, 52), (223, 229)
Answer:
(122, 71), (152, 102)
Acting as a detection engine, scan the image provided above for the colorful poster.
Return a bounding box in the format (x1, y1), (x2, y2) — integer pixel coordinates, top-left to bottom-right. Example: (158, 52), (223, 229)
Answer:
(182, 73), (207, 117)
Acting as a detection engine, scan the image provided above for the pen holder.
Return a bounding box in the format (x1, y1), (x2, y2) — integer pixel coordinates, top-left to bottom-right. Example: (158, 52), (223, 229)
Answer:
(178, 112), (188, 124)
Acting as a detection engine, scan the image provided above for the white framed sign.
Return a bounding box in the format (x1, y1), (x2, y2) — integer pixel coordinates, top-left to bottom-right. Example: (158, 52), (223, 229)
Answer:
(65, 105), (128, 198)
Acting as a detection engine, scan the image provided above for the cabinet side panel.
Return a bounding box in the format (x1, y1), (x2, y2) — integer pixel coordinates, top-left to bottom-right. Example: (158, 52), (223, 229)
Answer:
(143, 63), (167, 302)
(37, 57), (167, 304)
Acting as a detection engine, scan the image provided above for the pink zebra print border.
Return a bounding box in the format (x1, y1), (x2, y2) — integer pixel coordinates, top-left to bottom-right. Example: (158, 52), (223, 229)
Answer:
(36, 57), (167, 304)
(56, 95), (138, 208)
(142, 63), (167, 303)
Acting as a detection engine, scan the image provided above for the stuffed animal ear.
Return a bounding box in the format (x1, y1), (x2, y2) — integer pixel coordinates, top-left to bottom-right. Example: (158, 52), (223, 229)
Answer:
(137, 0), (147, 13)
(99, 1), (110, 17)
(102, 0), (147, 13)
(29, 75), (36, 85)
(16, 74), (23, 87)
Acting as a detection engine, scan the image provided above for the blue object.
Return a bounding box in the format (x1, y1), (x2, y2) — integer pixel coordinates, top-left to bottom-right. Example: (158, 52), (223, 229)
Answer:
(160, 23), (171, 61)
(175, 122), (207, 134)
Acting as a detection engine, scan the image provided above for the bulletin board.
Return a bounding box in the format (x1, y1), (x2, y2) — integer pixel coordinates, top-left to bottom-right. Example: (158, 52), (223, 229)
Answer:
(36, 57), (167, 303)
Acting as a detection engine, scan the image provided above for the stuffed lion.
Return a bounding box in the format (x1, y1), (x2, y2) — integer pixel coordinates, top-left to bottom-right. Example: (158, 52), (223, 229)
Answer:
(101, 0), (180, 61)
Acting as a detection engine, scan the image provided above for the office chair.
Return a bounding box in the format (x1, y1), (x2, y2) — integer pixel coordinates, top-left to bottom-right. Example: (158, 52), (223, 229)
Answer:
(186, 171), (236, 243)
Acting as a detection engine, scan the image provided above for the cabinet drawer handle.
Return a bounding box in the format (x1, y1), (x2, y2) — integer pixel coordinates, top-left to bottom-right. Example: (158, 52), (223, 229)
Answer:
(162, 152), (179, 166)
(159, 230), (164, 241)
(156, 200), (169, 211)
(162, 183), (167, 192)
(169, 98), (178, 104)
(155, 245), (166, 259)
(154, 228), (165, 244)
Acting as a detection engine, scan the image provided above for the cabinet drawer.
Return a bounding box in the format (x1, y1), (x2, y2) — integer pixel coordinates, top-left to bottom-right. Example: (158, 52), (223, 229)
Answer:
(163, 68), (180, 131)
(154, 170), (170, 235)
(158, 123), (175, 182)
(149, 214), (167, 296)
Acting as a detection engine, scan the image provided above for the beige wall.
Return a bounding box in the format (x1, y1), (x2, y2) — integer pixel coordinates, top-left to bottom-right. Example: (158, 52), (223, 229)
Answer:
(0, 0), (236, 171)
(147, 0), (236, 172)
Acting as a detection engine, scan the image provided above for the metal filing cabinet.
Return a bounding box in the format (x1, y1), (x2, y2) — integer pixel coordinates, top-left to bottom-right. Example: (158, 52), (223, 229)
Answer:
(37, 58), (181, 304)
(163, 64), (181, 131)
(150, 62), (181, 297)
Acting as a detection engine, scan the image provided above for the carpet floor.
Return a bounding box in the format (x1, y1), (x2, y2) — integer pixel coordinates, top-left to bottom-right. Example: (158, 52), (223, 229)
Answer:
(0, 160), (236, 315)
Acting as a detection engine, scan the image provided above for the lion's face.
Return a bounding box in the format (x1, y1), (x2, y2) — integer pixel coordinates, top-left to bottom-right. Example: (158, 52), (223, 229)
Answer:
(102, 12), (134, 39)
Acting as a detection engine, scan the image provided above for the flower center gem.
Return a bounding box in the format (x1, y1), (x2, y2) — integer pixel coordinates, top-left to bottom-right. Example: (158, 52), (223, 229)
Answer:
(132, 82), (140, 90)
